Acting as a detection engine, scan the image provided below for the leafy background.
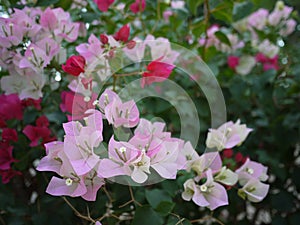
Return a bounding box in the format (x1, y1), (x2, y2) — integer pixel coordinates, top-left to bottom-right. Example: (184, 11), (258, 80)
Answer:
(0, 0), (299, 224)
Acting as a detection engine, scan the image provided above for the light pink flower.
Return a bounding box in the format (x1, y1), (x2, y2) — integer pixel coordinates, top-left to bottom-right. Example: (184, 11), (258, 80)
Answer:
(182, 169), (228, 210)
(239, 178), (269, 203)
(104, 98), (140, 128)
(206, 119), (253, 151)
(247, 9), (269, 30)
(235, 158), (268, 185)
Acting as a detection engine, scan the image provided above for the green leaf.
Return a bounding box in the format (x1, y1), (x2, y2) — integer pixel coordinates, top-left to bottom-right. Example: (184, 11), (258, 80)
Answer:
(55, 0), (72, 10)
(132, 206), (164, 225)
(145, 189), (172, 209)
(155, 201), (175, 216)
(233, 1), (253, 21)
(35, 0), (59, 6)
(271, 191), (295, 212)
(187, 0), (204, 15)
(214, 31), (231, 47)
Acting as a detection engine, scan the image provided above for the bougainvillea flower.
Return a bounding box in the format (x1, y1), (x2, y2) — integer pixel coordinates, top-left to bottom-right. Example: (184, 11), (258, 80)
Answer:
(0, 93), (23, 120)
(130, 0), (146, 13)
(40, 7), (58, 30)
(46, 176), (87, 197)
(36, 115), (49, 127)
(98, 137), (139, 178)
(182, 169), (228, 210)
(141, 60), (175, 88)
(94, 0), (114, 12)
(238, 178), (269, 203)
(23, 125), (55, 147)
(1, 128), (18, 142)
(227, 55), (239, 70)
(256, 53), (279, 71)
(19, 44), (51, 71)
(62, 55), (86, 76)
(247, 9), (269, 30)
(37, 141), (64, 174)
(60, 91), (98, 121)
(235, 158), (269, 185)
(214, 166), (238, 186)
(206, 119), (253, 151)
(176, 141), (200, 170)
(0, 144), (17, 170)
(21, 98), (42, 110)
(81, 171), (105, 201)
(0, 169), (21, 184)
(105, 98), (140, 128)
(113, 24), (130, 43)
(150, 141), (180, 179)
(190, 152), (222, 177)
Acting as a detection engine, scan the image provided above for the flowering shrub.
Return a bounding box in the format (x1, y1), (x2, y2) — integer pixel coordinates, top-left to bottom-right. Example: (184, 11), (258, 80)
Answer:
(0, 0), (299, 225)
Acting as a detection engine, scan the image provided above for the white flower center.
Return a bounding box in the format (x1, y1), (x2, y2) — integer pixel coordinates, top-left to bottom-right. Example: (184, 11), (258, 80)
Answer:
(65, 178), (73, 186)
(246, 168), (254, 175)
(200, 185), (208, 192)
(119, 147), (127, 153)
(84, 96), (90, 102)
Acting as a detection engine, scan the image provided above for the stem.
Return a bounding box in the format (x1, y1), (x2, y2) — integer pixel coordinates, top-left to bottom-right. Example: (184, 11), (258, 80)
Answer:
(114, 71), (142, 77)
(62, 197), (95, 223)
(102, 186), (113, 204)
(119, 186), (142, 208)
(202, 0), (210, 61)
(190, 215), (225, 225)
(0, 215), (5, 225)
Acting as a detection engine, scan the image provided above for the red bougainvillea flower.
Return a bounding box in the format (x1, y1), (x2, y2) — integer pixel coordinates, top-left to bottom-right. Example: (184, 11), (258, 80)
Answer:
(141, 59), (175, 88)
(94, 0), (114, 12)
(62, 55), (86, 76)
(100, 34), (109, 45)
(255, 53), (279, 71)
(36, 115), (49, 127)
(60, 91), (98, 121)
(1, 128), (18, 142)
(222, 148), (233, 158)
(114, 24), (130, 43)
(130, 0), (146, 13)
(23, 125), (55, 147)
(0, 169), (22, 184)
(0, 142), (17, 170)
(227, 56), (240, 70)
(0, 94), (23, 121)
(21, 98), (42, 110)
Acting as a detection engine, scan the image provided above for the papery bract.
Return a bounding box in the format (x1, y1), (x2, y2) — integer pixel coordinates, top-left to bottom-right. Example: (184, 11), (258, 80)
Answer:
(206, 119), (253, 151)
(130, 0), (146, 13)
(141, 60), (175, 88)
(62, 55), (86, 76)
(94, 0), (114, 12)
(114, 24), (130, 43)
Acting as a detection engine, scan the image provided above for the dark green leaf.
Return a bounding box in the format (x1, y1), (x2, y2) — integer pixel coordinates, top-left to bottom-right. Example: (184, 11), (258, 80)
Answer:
(132, 206), (164, 225)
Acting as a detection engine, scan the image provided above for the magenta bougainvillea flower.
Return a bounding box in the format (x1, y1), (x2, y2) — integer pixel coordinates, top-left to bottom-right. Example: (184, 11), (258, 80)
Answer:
(94, 0), (114, 12)
(62, 55), (86, 76)
(130, 0), (146, 14)
(113, 24), (130, 43)
(141, 59), (175, 88)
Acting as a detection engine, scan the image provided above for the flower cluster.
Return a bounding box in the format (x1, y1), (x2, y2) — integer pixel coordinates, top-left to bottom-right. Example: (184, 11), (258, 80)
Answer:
(182, 120), (269, 209)
(0, 7), (81, 99)
(198, 1), (296, 75)
(61, 25), (177, 105)
(37, 89), (197, 199)
(0, 93), (48, 183)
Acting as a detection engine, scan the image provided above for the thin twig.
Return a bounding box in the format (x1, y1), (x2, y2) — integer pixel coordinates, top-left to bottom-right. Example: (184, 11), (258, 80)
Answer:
(202, 0), (210, 61)
(62, 197), (95, 223)
(119, 186), (142, 208)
